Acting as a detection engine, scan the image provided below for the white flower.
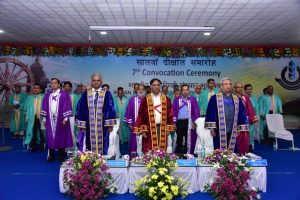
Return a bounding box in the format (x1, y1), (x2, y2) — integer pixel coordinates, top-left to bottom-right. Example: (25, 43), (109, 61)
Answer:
(257, 194), (261, 199)
(213, 163), (220, 169)
(238, 161), (245, 166)
(244, 167), (250, 172)
(110, 186), (116, 193)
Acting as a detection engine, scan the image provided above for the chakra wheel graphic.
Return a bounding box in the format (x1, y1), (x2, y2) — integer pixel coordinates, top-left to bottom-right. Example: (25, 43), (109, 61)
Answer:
(0, 58), (34, 103)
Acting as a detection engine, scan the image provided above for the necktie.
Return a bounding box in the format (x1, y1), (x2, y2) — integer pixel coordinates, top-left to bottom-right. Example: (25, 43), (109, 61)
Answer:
(94, 91), (99, 107)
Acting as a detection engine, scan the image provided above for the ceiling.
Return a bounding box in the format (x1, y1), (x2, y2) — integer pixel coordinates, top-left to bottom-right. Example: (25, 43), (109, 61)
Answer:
(0, 0), (300, 45)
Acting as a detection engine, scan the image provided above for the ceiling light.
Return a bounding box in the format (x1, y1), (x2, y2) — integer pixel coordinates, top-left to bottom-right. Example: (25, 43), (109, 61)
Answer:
(204, 32), (211, 36)
(90, 26), (214, 32)
(0, 30), (4, 33)
(100, 31), (107, 35)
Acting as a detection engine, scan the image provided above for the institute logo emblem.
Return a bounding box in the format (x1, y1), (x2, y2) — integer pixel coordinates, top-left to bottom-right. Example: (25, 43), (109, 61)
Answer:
(275, 60), (300, 90)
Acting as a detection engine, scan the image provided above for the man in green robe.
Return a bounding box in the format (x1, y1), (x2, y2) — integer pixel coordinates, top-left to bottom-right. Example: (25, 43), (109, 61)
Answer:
(258, 88), (267, 139)
(259, 85), (282, 143)
(114, 87), (130, 144)
(24, 84), (45, 151)
(244, 84), (259, 150)
(9, 85), (26, 138)
(200, 79), (219, 117)
(63, 81), (79, 152)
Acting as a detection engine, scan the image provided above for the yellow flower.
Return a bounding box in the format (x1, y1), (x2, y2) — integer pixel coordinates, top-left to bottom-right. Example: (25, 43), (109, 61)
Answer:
(80, 155), (86, 162)
(93, 161), (99, 167)
(166, 193), (173, 200)
(134, 180), (140, 187)
(171, 185), (179, 195)
(158, 169), (165, 175)
(149, 187), (155, 193)
(161, 186), (168, 194)
(146, 163), (151, 169)
(178, 177), (184, 184)
(158, 181), (164, 187)
(151, 174), (158, 180)
(174, 163), (179, 169)
(153, 195), (158, 200)
(149, 187), (155, 196)
(162, 197), (167, 200)
(168, 176), (174, 181)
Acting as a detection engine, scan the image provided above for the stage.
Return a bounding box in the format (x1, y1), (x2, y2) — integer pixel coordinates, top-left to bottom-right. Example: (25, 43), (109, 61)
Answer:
(1, 129), (300, 199)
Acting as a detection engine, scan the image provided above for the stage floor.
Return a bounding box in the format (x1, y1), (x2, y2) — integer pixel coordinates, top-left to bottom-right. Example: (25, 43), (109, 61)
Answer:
(0, 129), (300, 200)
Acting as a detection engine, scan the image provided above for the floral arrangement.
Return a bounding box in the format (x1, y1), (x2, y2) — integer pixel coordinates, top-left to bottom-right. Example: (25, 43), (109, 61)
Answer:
(1, 44), (299, 58)
(131, 149), (177, 165)
(133, 150), (188, 200)
(204, 149), (261, 200)
(63, 151), (116, 200)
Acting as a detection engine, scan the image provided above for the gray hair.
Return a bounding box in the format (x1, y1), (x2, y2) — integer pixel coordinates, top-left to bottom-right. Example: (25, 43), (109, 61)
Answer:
(91, 73), (102, 80)
(234, 81), (242, 88)
(220, 77), (232, 85)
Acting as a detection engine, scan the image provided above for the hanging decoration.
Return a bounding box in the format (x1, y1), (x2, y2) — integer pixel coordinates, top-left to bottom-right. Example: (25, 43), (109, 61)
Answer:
(0, 44), (299, 58)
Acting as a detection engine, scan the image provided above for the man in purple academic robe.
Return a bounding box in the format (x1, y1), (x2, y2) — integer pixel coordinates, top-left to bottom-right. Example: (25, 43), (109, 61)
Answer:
(205, 78), (249, 153)
(124, 84), (145, 154)
(41, 78), (73, 162)
(76, 73), (116, 155)
(173, 84), (200, 154)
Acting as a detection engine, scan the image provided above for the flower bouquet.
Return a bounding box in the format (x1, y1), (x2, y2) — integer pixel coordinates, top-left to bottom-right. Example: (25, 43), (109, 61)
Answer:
(204, 149), (261, 200)
(133, 150), (189, 200)
(63, 151), (116, 200)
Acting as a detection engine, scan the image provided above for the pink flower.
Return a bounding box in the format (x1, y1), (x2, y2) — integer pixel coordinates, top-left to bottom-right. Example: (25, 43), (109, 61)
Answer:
(227, 163), (235, 171)
(240, 171), (250, 181)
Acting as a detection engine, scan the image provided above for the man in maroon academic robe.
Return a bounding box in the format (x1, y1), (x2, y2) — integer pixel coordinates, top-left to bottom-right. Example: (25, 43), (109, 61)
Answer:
(234, 82), (258, 154)
(134, 78), (175, 153)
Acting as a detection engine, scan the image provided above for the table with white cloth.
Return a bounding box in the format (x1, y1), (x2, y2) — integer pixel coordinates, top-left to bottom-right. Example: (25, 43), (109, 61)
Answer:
(59, 165), (267, 194)
(59, 165), (129, 194)
(128, 166), (199, 193)
(197, 166), (267, 192)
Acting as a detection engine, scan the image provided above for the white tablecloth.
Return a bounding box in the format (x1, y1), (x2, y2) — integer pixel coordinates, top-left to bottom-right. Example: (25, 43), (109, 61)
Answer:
(197, 167), (267, 192)
(128, 166), (198, 194)
(59, 166), (129, 194)
(59, 166), (267, 194)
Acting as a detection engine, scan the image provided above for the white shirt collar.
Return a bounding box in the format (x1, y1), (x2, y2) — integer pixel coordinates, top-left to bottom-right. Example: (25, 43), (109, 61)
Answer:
(151, 92), (161, 98)
(52, 89), (60, 95)
(92, 87), (101, 92)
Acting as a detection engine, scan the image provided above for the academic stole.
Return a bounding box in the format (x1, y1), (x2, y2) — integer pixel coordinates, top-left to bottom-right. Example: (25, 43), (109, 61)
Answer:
(146, 94), (168, 151)
(87, 89), (105, 154)
(34, 95), (42, 118)
(13, 94), (20, 128)
(216, 93), (239, 152)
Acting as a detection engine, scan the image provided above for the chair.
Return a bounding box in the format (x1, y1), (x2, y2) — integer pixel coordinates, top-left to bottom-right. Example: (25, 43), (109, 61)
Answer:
(194, 117), (214, 155)
(266, 114), (295, 151)
(107, 118), (121, 158)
